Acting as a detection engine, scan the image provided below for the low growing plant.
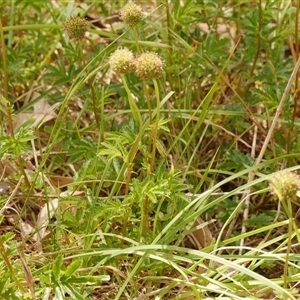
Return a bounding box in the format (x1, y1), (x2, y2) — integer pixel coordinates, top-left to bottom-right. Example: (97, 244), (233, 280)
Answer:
(1, 1), (300, 299)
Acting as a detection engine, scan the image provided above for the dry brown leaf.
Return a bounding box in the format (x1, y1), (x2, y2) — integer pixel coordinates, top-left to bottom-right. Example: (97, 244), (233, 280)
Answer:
(5, 190), (84, 253)
(33, 191), (83, 253)
(6, 211), (35, 239)
(14, 96), (59, 129)
(49, 175), (74, 187)
(33, 198), (59, 253)
(185, 217), (213, 250)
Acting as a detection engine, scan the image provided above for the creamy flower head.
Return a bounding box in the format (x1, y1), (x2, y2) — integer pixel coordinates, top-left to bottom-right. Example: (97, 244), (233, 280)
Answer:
(134, 52), (164, 81)
(120, 1), (143, 27)
(109, 48), (135, 75)
(270, 170), (300, 200)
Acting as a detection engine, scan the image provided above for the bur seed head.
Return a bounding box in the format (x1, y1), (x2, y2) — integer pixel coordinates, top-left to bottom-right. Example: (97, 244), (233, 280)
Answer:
(64, 16), (89, 41)
(120, 1), (143, 27)
(109, 48), (135, 75)
(134, 52), (164, 81)
(270, 170), (300, 201)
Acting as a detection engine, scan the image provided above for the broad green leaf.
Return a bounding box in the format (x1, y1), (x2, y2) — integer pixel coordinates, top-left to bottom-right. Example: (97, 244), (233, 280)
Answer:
(52, 254), (63, 281)
(60, 260), (82, 282)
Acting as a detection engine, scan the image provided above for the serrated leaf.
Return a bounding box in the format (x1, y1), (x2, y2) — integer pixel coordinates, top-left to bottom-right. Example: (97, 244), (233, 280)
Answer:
(69, 139), (97, 162)
(155, 139), (167, 158)
(52, 254), (63, 281)
(97, 144), (122, 159)
(225, 150), (254, 167)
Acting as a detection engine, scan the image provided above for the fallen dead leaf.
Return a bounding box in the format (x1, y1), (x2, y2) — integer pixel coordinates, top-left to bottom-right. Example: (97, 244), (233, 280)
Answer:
(185, 217), (213, 249)
(14, 94), (59, 129)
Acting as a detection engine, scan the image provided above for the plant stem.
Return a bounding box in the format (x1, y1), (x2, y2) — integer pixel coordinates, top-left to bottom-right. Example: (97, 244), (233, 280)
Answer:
(164, 0), (174, 91)
(150, 79), (161, 173)
(0, 236), (26, 293)
(141, 79), (161, 236)
(243, 0), (262, 96)
(0, 18), (8, 101)
(282, 198), (292, 290)
(121, 75), (143, 236)
(122, 76), (143, 194)
(78, 42), (100, 128)
(134, 27), (140, 53)
(144, 83), (153, 164)
(134, 22), (151, 235)
(289, 1), (300, 154)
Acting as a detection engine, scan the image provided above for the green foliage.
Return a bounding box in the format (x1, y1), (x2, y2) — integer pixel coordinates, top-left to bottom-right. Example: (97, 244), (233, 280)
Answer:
(1, 0), (300, 299)
(0, 127), (35, 159)
(220, 150), (254, 172)
(215, 196), (241, 224)
(40, 254), (109, 299)
(244, 212), (276, 229)
(45, 60), (79, 86)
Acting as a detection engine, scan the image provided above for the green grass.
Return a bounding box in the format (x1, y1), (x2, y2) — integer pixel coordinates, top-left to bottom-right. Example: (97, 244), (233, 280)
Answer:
(1, 1), (300, 299)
